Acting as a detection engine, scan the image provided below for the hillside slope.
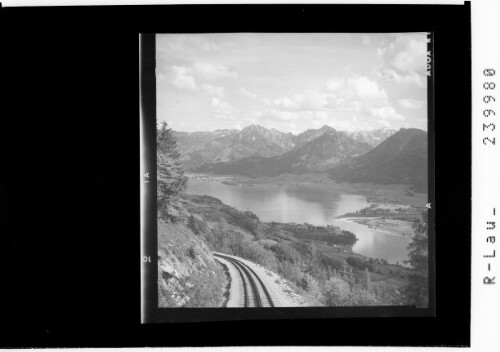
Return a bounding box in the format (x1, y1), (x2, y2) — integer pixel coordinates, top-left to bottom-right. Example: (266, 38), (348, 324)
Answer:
(279, 130), (372, 171)
(186, 194), (406, 306)
(329, 128), (428, 192)
(158, 221), (228, 307)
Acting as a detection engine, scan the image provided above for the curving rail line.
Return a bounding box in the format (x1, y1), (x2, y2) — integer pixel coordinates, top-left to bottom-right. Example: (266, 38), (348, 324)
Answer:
(214, 253), (275, 308)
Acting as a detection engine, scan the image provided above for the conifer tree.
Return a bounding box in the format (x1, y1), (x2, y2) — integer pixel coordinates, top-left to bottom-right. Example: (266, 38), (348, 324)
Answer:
(404, 210), (429, 307)
(157, 122), (187, 222)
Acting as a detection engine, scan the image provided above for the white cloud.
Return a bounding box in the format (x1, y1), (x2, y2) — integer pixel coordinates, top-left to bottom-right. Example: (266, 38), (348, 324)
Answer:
(348, 75), (388, 101)
(240, 87), (258, 99)
(376, 47), (386, 58)
(371, 106), (405, 120)
(378, 69), (426, 88)
(376, 119), (392, 128)
(376, 33), (427, 88)
(326, 78), (344, 91)
(303, 110), (329, 121)
(391, 36), (427, 73)
(240, 71), (409, 132)
(295, 90), (331, 110)
(261, 74), (399, 130)
(213, 113), (235, 121)
(202, 84), (225, 98)
(158, 73), (167, 82)
(211, 97), (238, 114)
(273, 90), (333, 112)
(331, 99), (363, 113)
(274, 97), (301, 110)
(261, 109), (298, 122)
(193, 62), (238, 80)
(169, 65), (197, 90)
(399, 98), (424, 109)
(257, 109), (329, 126)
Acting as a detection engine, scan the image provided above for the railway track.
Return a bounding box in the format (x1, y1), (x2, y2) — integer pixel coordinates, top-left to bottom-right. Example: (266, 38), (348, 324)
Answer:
(214, 253), (275, 308)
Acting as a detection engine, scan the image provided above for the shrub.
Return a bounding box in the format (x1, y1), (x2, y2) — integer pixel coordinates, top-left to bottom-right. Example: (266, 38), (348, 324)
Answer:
(277, 260), (303, 285)
(298, 273), (322, 299)
(182, 270), (226, 307)
(234, 240), (278, 271)
(222, 207), (259, 236)
(318, 254), (344, 271)
(271, 242), (302, 264)
(346, 256), (373, 271)
(204, 227), (225, 252)
(346, 284), (379, 306)
(322, 277), (351, 306)
(321, 277), (381, 306)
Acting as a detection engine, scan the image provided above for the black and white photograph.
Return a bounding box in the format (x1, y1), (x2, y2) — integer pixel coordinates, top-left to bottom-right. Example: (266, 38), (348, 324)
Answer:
(2, 1), (480, 348)
(155, 32), (432, 309)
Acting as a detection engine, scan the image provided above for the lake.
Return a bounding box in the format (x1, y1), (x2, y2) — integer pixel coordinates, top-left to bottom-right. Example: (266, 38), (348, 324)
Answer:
(188, 179), (410, 264)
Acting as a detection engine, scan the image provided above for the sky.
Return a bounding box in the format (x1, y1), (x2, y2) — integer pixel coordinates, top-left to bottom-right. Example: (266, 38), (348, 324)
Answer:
(156, 33), (428, 134)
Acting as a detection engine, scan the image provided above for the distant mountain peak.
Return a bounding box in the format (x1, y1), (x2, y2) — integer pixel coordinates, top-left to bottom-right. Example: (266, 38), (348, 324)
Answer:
(346, 128), (397, 147)
(321, 129), (340, 137)
(242, 124), (266, 132)
(302, 125), (335, 134)
(330, 128), (428, 191)
(174, 124), (419, 173)
(319, 124), (335, 131)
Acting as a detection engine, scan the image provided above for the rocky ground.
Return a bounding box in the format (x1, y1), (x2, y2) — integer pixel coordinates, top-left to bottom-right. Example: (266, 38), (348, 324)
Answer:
(157, 221), (227, 308)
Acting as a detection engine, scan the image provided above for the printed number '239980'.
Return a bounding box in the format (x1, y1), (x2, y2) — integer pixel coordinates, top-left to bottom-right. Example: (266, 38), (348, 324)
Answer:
(483, 69), (496, 146)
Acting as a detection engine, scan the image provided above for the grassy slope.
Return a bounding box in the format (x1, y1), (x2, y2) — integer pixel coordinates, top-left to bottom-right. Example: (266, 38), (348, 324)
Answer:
(158, 221), (227, 307)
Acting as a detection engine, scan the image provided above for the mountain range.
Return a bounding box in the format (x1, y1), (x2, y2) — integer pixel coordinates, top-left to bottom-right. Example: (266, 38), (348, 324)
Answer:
(175, 126), (292, 170)
(196, 129), (372, 176)
(175, 125), (395, 170)
(346, 128), (398, 147)
(173, 124), (426, 191)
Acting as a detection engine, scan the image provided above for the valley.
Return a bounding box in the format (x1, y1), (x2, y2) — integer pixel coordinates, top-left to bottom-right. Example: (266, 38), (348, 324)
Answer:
(184, 191), (415, 306)
(187, 173), (425, 264)
(158, 122), (429, 307)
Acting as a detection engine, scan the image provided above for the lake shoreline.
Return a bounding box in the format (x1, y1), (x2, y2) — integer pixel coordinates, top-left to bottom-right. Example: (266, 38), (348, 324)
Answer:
(339, 217), (413, 238)
(187, 172), (428, 208)
(187, 173), (423, 264)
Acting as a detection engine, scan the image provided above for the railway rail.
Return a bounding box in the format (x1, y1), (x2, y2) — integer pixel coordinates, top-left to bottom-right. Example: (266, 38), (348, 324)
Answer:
(214, 253), (275, 308)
